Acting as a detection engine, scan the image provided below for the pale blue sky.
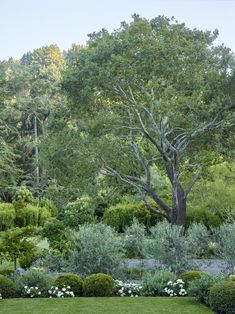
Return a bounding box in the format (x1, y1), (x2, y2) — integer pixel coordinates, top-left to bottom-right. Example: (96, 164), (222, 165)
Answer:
(1, 0), (235, 60)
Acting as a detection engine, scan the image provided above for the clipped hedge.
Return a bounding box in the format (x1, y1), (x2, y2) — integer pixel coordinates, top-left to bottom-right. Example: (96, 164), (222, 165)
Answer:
(209, 281), (235, 314)
(55, 274), (83, 296)
(83, 273), (114, 297)
(103, 202), (158, 232)
(178, 271), (205, 288)
(0, 275), (16, 298)
(186, 207), (221, 228)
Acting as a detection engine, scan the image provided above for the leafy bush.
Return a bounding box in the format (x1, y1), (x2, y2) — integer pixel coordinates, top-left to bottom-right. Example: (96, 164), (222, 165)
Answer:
(214, 222), (235, 271)
(178, 271), (205, 288)
(0, 275), (16, 298)
(186, 207), (221, 228)
(22, 285), (42, 298)
(55, 274), (83, 296)
(209, 281), (235, 314)
(63, 196), (95, 229)
(13, 186), (33, 206)
(187, 274), (223, 305)
(19, 248), (41, 269)
(144, 220), (190, 274)
(186, 223), (211, 258)
(142, 269), (176, 296)
(41, 218), (72, 257)
(83, 273), (114, 296)
(0, 203), (15, 231)
(15, 270), (54, 297)
(69, 223), (124, 276)
(124, 218), (145, 258)
(103, 201), (157, 232)
(0, 268), (14, 276)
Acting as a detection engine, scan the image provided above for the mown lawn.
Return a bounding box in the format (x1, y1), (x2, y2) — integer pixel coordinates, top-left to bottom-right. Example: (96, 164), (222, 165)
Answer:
(0, 297), (212, 314)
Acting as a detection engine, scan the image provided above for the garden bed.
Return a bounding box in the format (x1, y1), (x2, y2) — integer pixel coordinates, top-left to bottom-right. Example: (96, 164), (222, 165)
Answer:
(0, 297), (212, 314)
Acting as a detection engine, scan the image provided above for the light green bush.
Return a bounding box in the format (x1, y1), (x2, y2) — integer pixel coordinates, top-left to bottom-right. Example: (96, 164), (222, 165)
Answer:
(55, 274), (83, 296)
(64, 196), (95, 229)
(0, 203), (15, 231)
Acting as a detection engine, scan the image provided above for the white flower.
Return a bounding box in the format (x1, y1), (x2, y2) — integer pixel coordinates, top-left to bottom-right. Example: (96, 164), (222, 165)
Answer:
(170, 293), (173, 297)
(38, 292), (41, 295)
(35, 287), (38, 290)
(167, 281), (172, 285)
(62, 288), (66, 292)
(24, 286), (28, 289)
(48, 290), (52, 294)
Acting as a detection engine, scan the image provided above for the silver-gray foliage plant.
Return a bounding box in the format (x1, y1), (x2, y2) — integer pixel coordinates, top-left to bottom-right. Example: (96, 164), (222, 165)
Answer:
(69, 223), (124, 276)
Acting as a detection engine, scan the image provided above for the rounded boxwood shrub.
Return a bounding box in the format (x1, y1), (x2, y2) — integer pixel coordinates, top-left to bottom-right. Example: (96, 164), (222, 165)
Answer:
(83, 273), (114, 296)
(0, 275), (16, 298)
(178, 271), (205, 288)
(209, 281), (235, 314)
(55, 274), (83, 296)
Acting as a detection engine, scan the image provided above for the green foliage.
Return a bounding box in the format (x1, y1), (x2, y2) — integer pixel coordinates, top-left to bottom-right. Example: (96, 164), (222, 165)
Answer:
(142, 270), (176, 296)
(144, 220), (190, 274)
(209, 281), (235, 314)
(63, 196), (95, 229)
(214, 222), (235, 271)
(0, 275), (16, 298)
(13, 186), (33, 207)
(0, 203), (15, 231)
(187, 274), (223, 305)
(70, 223), (124, 276)
(41, 218), (72, 257)
(0, 226), (37, 270)
(178, 271), (205, 288)
(19, 249), (41, 269)
(83, 273), (114, 297)
(35, 198), (58, 217)
(55, 274), (83, 296)
(15, 270), (55, 297)
(124, 218), (146, 258)
(0, 268), (14, 276)
(186, 207), (221, 229)
(103, 202), (156, 232)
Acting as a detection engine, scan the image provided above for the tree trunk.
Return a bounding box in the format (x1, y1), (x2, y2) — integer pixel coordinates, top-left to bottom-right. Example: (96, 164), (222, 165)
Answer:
(34, 115), (40, 189)
(171, 184), (186, 225)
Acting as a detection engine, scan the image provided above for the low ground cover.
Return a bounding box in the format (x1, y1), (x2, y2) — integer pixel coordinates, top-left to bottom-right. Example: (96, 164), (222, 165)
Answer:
(0, 297), (212, 314)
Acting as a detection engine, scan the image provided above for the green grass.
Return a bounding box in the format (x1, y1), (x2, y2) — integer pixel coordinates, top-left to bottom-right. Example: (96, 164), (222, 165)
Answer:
(0, 297), (212, 314)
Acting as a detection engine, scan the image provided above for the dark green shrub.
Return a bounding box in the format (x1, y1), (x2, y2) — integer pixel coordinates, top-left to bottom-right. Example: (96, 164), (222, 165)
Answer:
(103, 201), (158, 232)
(178, 271), (205, 288)
(209, 281), (235, 314)
(15, 270), (54, 297)
(55, 274), (83, 296)
(186, 207), (221, 229)
(0, 269), (14, 276)
(83, 273), (114, 296)
(0, 275), (16, 298)
(142, 270), (176, 296)
(187, 274), (223, 305)
(19, 249), (41, 269)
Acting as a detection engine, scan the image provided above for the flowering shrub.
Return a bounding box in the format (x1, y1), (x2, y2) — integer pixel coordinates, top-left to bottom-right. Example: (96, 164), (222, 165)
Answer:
(48, 285), (75, 298)
(23, 285), (42, 298)
(163, 279), (187, 297)
(115, 280), (142, 297)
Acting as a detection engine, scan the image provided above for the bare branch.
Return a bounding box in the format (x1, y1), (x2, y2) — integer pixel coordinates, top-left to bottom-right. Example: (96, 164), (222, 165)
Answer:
(185, 164), (202, 197)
